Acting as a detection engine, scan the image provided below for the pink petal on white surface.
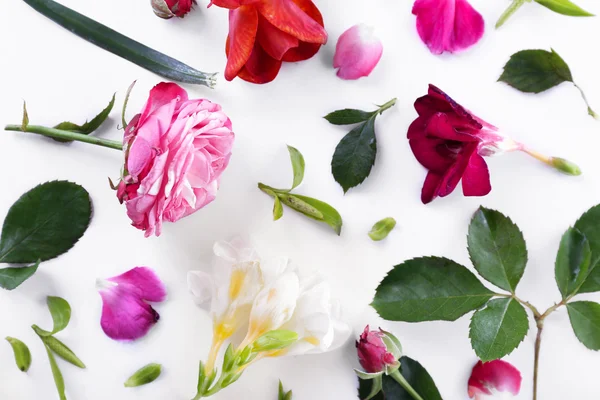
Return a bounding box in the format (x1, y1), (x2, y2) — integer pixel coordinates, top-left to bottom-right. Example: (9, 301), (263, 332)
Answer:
(333, 24), (383, 80)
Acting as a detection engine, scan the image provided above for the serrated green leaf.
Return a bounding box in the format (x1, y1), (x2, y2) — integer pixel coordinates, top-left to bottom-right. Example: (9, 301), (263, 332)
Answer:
(21, 101), (29, 131)
(45, 345), (66, 400)
(332, 118), (377, 193)
(324, 109), (374, 125)
(567, 301), (600, 350)
(469, 298), (529, 361)
(287, 194), (343, 235)
(555, 227), (591, 299)
(468, 207), (527, 293)
(372, 257), (494, 322)
(534, 0), (594, 16)
(23, 0), (217, 87)
(0, 181), (92, 264)
(574, 205), (600, 293)
(52, 94), (115, 143)
(124, 363), (162, 387)
(6, 337), (32, 372)
(273, 196), (283, 221)
(0, 260), (40, 290)
(499, 49), (573, 94)
(287, 145), (305, 191)
(35, 296), (71, 336)
(369, 217), (396, 241)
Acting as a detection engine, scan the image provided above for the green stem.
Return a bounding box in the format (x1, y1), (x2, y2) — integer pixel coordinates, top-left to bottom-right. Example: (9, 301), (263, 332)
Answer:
(5, 124), (123, 150)
(496, 0), (528, 28)
(533, 318), (543, 400)
(389, 370), (424, 400)
(574, 83), (599, 120)
(376, 98), (397, 115)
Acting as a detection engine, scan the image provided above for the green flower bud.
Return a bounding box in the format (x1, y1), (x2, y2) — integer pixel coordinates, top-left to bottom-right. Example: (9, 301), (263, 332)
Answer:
(551, 157), (582, 176)
(252, 330), (298, 352)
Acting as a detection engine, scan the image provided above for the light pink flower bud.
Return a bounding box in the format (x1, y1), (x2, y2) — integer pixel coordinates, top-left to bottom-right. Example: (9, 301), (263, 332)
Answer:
(333, 24), (383, 80)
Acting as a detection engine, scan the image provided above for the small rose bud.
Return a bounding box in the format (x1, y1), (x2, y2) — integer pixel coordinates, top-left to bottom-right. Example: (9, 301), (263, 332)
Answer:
(550, 157), (582, 176)
(333, 24), (383, 80)
(356, 326), (401, 374)
(151, 0), (194, 19)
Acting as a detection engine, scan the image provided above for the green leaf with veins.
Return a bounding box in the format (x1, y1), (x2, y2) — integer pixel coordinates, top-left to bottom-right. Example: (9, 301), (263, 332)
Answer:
(567, 301), (600, 350)
(555, 227), (591, 299)
(35, 296), (72, 336)
(324, 109), (374, 125)
(0, 261), (40, 290)
(574, 205), (600, 293)
(534, 0), (594, 16)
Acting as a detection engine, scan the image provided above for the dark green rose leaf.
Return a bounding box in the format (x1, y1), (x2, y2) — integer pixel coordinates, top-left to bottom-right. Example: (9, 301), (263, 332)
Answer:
(358, 377), (385, 400)
(574, 205), (600, 293)
(499, 49), (573, 94)
(468, 207), (528, 293)
(535, 0), (594, 16)
(567, 301), (600, 350)
(358, 357), (442, 400)
(286, 145), (305, 191)
(0, 181), (92, 263)
(0, 261), (40, 290)
(469, 298), (529, 361)
(555, 227), (591, 299)
(332, 118), (377, 193)
(52, 94), (115, 143)
(372, 257), (494, 322)
(324, 109), (374, 125)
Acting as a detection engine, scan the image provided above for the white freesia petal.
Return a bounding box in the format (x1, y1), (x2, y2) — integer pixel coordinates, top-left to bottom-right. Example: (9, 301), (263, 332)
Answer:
(187, 270), (214, 310)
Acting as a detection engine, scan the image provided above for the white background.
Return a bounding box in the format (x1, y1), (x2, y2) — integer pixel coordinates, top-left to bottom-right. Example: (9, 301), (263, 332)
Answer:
(1, 0), (600, 399)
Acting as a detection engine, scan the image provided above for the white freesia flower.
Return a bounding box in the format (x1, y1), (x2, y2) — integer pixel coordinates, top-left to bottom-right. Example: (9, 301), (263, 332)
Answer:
(188, 237), (350, 379)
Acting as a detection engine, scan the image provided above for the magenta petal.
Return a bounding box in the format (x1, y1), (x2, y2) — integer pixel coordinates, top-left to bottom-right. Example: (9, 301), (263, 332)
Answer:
(333, 24), (383, 80)
(98, 267), (166, 341)
(413, 0), (484, 55)
(462, 154), (491, 197)
(468, 360), (522, 398)
(421, 171), (443, 204)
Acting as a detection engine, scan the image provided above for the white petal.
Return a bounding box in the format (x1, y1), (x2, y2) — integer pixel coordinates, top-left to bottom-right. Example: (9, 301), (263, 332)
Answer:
(187, 271), (214, 310)
(248, 272), (300, 335)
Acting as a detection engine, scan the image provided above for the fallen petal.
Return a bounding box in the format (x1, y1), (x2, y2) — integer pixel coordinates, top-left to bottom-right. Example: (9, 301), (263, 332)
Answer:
(468, 360), (522, 398)
(333, 24), (383, 80)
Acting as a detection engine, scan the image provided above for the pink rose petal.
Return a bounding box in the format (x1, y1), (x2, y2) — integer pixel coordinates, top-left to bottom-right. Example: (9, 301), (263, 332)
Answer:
(98, 267), (166, 341)
(468, 360), (522, 398)
(333, 24), (383, 80)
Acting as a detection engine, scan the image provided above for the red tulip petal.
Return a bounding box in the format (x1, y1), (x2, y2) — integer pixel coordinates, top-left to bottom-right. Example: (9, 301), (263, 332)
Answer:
(281, 0), (324, 61)
(468, 360), (522, 398)
(412, 0), (484, 55)
(462, 154), (491, 197)
(237, 41), (283, 84)
(426, 113), (480, 141)
(410, 136), (454, 173)
(257, 16), (299, 60)
(225, 6), (259, 81)
(421, 171), (443, 204)
(257, 0), (327, 44)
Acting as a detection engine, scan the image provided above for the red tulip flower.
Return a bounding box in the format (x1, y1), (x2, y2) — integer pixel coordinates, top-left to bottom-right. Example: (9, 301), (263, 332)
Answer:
(209, 0), (327, 84)
(409, 85), (582, 204)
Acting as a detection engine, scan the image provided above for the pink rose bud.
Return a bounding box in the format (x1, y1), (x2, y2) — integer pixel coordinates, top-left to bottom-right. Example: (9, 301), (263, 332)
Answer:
(117, 82), (235, 237)
(333, 24), (383, 80)
(152, 0), (194, 19)
(356, 326), (401, 374)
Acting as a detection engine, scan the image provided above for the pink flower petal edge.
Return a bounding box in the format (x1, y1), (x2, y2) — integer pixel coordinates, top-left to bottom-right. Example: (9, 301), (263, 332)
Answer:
(412, 0), (484, 55)
(333, 24), (383, 80)
(468, 360), (522, 399)
(97, 267), (167, 342)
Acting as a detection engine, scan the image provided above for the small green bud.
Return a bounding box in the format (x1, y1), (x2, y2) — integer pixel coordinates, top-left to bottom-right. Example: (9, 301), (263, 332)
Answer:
(252, 330), (298, 352)
(368, 217), (397, 241)
(124, 363), (162, 387)
(551, 157), (582, 176)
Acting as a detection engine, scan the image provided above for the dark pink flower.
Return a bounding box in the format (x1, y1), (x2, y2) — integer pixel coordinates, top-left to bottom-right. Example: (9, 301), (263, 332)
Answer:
(356, 326), (400, 374)
(412, 0), (484, 54)
(152, 0), (195, 18)
(97, 267), (167, 341)
(468, 360), (522, 399)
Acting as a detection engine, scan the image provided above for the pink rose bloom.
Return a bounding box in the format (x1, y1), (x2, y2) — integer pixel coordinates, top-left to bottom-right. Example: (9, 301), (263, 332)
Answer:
(412, 0), (484, 54)
(333, 24), (383, 80)
(117, 83), (234, 237)
(468, 360), (522, 399)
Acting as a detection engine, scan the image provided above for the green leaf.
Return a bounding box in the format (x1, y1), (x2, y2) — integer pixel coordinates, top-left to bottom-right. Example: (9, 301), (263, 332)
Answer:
(534, 0), (594, 16)
(22, 0), (217, 87)
(35, 296), (71, 336)
(45, 345), (66, 400)
(52, 94), (115, 143)
(324, 109), (374, 125)
(358, 375), (384, 400)
(369, 217), (396, 241)
(467, 207), (528, 293)
(124, 363), (162, 387)
(332, 118), (377, 193)
(469, 298), (529, 361)
(286, 145), (305, 191)
(5, 337), (32, 372)
(358, 357), (442, 400)
(555, 227), (591, 299)
(0, 261), (40, 290)
(21, 101), (29, 131)
(567, 301), (600, 350)
(39, 334), (86, 369)
(0, 181), (92, 263)
(273, 196), (284, 221)
(278, 380), (293, 400)
(499, 49), (573, 94)
(286, 194), (343, 235)
(574, 204), (600, 293)
(372, 257), (494, 322)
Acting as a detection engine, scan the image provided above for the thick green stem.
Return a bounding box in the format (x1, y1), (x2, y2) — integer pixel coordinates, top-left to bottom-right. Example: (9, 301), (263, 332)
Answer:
(389, 370), (424, 400)
(5, 124), (123, 150)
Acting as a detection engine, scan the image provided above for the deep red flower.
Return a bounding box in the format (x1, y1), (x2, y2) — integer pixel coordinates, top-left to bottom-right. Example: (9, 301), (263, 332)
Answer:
(468, 360), (522, 399)
(408, 85), (516, 204)
(210, 0), (327, 84)
(356, 326), (399, 374)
